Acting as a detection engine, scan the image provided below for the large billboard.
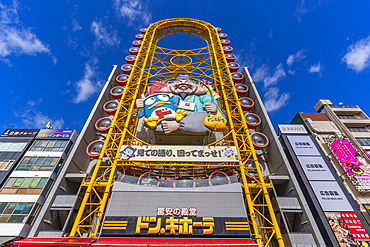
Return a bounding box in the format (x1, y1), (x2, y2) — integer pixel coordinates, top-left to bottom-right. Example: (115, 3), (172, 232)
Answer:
(326, 212), (370, 246)
(328, 139), (370, 192)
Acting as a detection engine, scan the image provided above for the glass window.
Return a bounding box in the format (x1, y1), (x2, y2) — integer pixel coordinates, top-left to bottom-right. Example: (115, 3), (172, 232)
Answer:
(44, 179), (53, 190)
(22, 203), (34, 214)
(28, 157), (37, 165)
(17, 166), (31, 171)
(0, 143), (11, 151)
(30, 204), (40, 216)
(0, 161), (6, 170)
(33, 140), (41, 146)
(20, 178), (33, 188)
(21, 157), (30, 164)
(34, 157), (44, 166)
(5, 161), (14, 169)
(50, 158), (58, 167)
(0, 188), (18, 194)
(0, 215), (10, 223)
(43, 157), (53, 166)
(0, 202), (8, 214)
(25, 188), (43, 194)
(54, 140), (63, 147)
(29, 178), (41, 187)
(46, 140), (56, 147)
(4, 203), (17, 214)
(13, 203), (26, 214)
(5, 178), (16, 187)
(60, 140), (69, 147)
(13, 178), (24, 187)
(39, 140), (48, 146)
(37, 178), (48, 188)
(16, 188), (26, 194)
(8, 215), (26, 223)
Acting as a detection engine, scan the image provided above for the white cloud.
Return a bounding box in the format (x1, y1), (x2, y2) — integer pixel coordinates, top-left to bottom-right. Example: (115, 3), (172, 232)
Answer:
(294, 0), (307, 22)
(308, 62), (323, 76)
(268, 29), (273, 39)
(264, 63), (286, 88)
(286, 49), (306, 66)
(342, 35), (370, 72)
(113, 0), (152, 26)
(252, 64), (269, 83)
(22, 110), (64, 129)
(0, 1), (52, 62)
(73, 57), (103, 103)
(253, 63), (286, 88)
(263, 87), (290, 112)
(90, 20), (120, 47)
(72, 19), (82, 32)
(288, 70), (295, 75)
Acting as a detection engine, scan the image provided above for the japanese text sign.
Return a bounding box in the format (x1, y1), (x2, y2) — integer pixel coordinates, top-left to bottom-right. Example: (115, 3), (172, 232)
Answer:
(36, 129), (73, 139)
(1, 129), (39, 138)
(118, 145), (239, 162)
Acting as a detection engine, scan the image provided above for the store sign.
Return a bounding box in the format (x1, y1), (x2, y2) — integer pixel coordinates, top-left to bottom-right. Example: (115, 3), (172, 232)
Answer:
(297, 156), (335, 181)
(310, 181), (353, 212)
(326, 212), (370, 246)
(102, 216), (250, 237)
(278, 124), (307, 134)
(118, 145), (239, 162)
(287, 135), (320, 156)
(1, 129), (39, 138)
(36, 129), (73, 139)
(329, 139), (370, 192)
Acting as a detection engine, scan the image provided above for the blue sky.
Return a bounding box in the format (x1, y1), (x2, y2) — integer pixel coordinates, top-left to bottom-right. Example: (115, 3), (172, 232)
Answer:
(1, 0), (370, 133)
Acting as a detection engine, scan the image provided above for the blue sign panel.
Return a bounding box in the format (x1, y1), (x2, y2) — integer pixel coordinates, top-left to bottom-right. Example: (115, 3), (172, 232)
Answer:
(36, 129), (73, 139)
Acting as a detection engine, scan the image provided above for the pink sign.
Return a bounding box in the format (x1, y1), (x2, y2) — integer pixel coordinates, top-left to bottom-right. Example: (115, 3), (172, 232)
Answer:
(329, 139), (370, 192)
(366, 150), (370, 159)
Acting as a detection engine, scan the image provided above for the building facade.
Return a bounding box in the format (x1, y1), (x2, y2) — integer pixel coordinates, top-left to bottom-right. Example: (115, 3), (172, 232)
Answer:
(0, 129), (77, 244)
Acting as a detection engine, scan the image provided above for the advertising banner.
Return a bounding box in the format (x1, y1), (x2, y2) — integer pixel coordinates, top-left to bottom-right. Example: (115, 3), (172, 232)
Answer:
(102, 216), (250, 237)
(310, 181), (353, 212)
(36, 129), (73, 139)
(287, 135), (320, 156)
(366, 150), (370, 159)
(118, 145), (239, 162)
(297, 156), (335, 181)
(1, 129), (39, 138)
(363, 204), (370, 216)
(328, 139), (370, 192)
(326, 212), (370, 246)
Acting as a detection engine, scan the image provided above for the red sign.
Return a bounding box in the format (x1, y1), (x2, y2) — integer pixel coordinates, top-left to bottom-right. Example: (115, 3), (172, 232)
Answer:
(341, 212), (370, 241)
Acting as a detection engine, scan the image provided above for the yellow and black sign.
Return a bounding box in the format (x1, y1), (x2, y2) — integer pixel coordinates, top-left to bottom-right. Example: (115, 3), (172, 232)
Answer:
(102, 216), (250, 237)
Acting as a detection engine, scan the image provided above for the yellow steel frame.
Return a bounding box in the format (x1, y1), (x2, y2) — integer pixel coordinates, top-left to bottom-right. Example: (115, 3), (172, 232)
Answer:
(69, 18), (284, 247)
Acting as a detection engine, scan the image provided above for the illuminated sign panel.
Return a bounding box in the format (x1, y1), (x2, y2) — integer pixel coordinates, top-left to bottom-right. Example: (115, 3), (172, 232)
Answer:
(1, 129), (39, 138)
(36, 129), (73, 139)
(287, 135), (320, 156)
(328, 138), (370, 192)
(296, 156), (335, 181)
(119, 145), (239, 162)
(102, 216), (250, 237)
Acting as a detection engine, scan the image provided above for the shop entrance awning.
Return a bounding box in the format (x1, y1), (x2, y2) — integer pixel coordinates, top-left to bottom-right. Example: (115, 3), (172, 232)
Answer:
(92, 238), (258, 247)
(13, 238), (97, 246)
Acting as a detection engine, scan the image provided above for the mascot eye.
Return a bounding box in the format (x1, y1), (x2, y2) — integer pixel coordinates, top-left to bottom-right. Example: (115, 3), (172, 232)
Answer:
(145, 97), (156, 105)
(157, 95), (169, 101)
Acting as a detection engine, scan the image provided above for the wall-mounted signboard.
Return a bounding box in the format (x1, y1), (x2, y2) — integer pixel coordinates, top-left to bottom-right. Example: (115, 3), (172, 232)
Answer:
(296, 156), (335, 181)
(118, 145), (239, 162)
(326, 212), (370, 246)
(36, 129), (73, 139)
(287, 135), (320, 156)
(1, 129), (39, 138)
(102, 216), (250, 237)
(328, 138), (370, 193)
(278, 124), (307, 134)
(310, 181), (353, 212)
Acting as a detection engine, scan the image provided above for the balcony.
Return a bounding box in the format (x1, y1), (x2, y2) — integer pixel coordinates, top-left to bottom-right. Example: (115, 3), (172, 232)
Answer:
(331, 105), (362, 115)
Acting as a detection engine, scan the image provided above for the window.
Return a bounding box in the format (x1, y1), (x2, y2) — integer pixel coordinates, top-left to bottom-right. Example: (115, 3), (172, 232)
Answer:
(0, 202), (39, 224)
(17, 156), (59, 171)
(0, 142), (27, 152)
(1, 177), (51, 195)
(357, 138), (370, 146)
(338, 115), (357, 119)
(348, 127), (370, 132)
(30, 139), (71, 152)
(0, 160), (15, 170)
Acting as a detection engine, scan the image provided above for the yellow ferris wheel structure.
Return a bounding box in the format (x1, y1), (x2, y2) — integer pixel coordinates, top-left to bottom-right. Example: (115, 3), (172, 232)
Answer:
(69, 18), (284, 247)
